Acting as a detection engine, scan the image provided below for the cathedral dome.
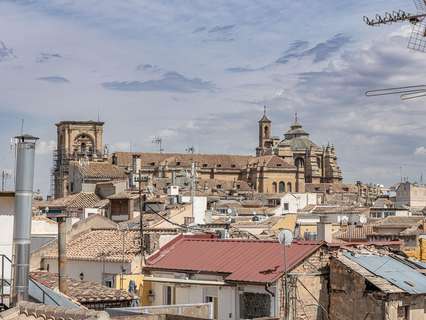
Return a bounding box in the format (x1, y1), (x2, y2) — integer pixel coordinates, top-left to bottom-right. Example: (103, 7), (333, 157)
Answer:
(278, 116), (318, 150)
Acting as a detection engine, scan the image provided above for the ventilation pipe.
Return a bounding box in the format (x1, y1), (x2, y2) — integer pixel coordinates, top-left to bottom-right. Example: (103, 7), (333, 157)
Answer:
(11, 134), (38, 304)
(57, 217), (68, 294)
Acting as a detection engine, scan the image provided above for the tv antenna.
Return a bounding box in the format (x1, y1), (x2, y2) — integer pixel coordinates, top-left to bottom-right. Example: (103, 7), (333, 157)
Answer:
(363, 0), (426, 53)
(365, 84), (426, 100)
(185, 146), (195, 154)
(152, 136), (164, 153)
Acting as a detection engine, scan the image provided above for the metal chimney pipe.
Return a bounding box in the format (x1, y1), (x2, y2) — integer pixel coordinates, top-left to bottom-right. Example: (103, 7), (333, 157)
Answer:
(57, 217), (68, 294)
(11, 134), (38, 304)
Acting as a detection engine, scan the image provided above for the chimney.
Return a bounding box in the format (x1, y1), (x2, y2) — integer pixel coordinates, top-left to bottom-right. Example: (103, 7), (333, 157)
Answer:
(317, 215), (333, 243)
(57, 217), (68, 294)
(132, 155), (141, 173)
(171, 170), (176, 186)
(11, 134), (38, 304)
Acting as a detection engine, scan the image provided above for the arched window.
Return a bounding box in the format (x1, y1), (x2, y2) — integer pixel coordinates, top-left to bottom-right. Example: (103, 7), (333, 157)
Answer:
(317, 157), (321, 168)
(287, 182), (292, 192)
(279, 181), (285, 193)
(272, 182), (277, 193)
(264, 125), (269, 137)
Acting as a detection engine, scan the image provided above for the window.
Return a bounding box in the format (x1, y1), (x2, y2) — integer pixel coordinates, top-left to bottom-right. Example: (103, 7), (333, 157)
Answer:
(272, 182), (277, 193)
(397, 305), (409, 320)
(287, 182), (292, 192)
(217, 164), (222, 168)
(164, 286), (175, 305)
(277, 163), (282, 167)
(284, 203), (289, 211)
(176, 161), (181, 166)
(184, 217), (194, 225)
(203, 164), (208, 168)
(216, 184), (222, 189)
(231, 164), (236, 168)
(279, 181), (285, 193)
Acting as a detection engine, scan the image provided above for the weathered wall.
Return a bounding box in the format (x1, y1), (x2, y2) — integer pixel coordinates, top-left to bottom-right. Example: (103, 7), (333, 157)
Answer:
(277, 247), (329, 320)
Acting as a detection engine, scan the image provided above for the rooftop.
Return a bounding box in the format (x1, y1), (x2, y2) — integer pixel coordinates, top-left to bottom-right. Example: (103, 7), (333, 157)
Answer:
(41, 229), (140, 262)
(146, 235), (323, 284)
(337, 248), (426, 294)
(43, 192), (102, 209)
(0, 302), (108, 320)
(30, 272), (133, 304)
(71, 162), (127, 180)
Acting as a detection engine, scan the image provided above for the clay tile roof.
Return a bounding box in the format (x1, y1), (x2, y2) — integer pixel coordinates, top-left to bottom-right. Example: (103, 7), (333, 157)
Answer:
(43, 229), (140, 262)
(373, 216), (424, 227)
(334, 225), (374, 241)
(30, 272), (133, 304)
(112, 152), (254, 170)
(0, 302), (108, 320)
(249, 155), (295, 169)
(146, 235), (323, 284)
(72, 161), (126, 179)
(47, 193), (101, 209)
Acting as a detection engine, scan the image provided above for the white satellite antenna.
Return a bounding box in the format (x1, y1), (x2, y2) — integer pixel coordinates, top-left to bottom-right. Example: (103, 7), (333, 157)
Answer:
(278, 229), (293, 246)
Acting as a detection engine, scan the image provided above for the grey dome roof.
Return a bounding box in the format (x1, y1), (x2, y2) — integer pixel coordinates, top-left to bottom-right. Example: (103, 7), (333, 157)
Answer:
(278, 119), (318, 150)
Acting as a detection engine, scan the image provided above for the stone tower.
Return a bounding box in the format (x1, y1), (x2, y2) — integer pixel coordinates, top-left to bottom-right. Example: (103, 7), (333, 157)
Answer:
(53, 121), (105, 198)
(256, 106), (272, 156)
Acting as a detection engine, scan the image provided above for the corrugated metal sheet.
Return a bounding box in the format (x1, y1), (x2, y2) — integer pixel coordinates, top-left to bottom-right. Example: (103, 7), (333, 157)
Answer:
(146, 237), (322, 284)
(343, 252), (426, 294)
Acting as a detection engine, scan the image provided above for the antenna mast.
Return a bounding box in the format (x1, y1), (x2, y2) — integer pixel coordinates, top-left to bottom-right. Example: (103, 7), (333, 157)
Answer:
(152, 136), (164, 153)
(363, 0), (426, 53)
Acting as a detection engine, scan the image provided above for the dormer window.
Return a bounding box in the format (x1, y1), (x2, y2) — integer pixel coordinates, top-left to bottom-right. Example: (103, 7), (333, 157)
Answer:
(231, 164), (236, 168)
(176, 161), (181, 166)
(203, 164), (208, 168)
(277, 164), (282, 167)
(217, 164), (222, 168)
(150, 162), (155, 166)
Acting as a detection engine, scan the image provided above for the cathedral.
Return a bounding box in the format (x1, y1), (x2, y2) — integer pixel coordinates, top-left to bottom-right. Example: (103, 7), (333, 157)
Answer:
(256, 110), (342, 184)
(52, 112), (342, 198)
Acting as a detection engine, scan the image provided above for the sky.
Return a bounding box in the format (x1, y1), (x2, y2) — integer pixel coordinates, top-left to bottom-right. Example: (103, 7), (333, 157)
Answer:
(1, 0), (426, 195)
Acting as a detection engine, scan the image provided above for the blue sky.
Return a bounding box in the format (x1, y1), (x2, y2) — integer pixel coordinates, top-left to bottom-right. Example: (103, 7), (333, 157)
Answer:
(1, 0), (426, 194)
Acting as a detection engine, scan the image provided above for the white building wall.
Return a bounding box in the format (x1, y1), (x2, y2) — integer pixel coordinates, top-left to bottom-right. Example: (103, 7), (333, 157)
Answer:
(148, 271), (275, 320)
(181, 196), (207, 224)
(0, 195), (15, 279)
(277, 193), (318, 215)
(43, 258), (131, 285)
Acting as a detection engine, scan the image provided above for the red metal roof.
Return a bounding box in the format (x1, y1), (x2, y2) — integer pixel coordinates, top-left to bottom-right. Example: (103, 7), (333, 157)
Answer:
(146, 236), (322, 284)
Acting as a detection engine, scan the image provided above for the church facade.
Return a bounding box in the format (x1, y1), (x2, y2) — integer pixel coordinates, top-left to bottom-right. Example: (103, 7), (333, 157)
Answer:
(53, 113), (342, 198)
(256, 111), (342, 184)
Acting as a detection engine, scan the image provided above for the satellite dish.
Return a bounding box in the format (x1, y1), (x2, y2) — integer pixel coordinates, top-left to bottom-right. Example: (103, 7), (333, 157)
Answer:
(227, 208), (233, 215)
(278, 229), (293, 246)
(359, 215), (367, 224)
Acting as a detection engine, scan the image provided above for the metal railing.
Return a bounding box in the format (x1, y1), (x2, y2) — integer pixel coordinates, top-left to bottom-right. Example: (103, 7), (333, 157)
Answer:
(28, 278), (60, 306)
(0, 254), (11, 309)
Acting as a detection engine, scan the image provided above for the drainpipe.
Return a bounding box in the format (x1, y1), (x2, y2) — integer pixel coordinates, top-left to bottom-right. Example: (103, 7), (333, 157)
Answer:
(57, 216), (68, 294)
(11, 134), (38, 304)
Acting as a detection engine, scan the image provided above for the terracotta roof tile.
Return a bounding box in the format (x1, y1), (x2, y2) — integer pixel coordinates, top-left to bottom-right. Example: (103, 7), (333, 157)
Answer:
(30, 272), (133, 304)
(71, 161), (127, 179)
(0, 302), (107, 320)
(43, 229), (140, 262)
(46, 193), (102, 209)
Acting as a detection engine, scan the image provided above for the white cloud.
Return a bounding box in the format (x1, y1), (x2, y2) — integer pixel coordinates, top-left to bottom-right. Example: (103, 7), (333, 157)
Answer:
(414, 147), (426, 156)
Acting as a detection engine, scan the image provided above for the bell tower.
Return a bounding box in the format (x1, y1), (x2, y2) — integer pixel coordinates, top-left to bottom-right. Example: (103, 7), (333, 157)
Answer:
(53, 121), (105, 198)
(256, 106), (272, 156)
